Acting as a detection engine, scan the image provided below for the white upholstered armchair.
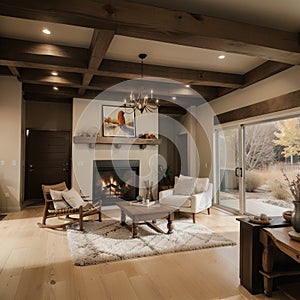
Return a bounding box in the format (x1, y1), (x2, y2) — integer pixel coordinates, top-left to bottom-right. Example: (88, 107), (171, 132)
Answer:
(159, 175), (212, 223)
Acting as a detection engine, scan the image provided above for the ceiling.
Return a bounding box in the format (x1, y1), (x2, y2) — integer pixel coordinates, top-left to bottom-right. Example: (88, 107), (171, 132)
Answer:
(0, 0), (299, 114)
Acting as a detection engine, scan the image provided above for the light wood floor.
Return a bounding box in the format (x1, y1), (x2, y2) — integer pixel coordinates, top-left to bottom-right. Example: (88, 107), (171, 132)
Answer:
(0, 206), (289, 300)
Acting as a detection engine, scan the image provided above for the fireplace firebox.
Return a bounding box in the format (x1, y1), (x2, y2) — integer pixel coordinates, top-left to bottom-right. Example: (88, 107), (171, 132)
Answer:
(93, 160), (139, 206)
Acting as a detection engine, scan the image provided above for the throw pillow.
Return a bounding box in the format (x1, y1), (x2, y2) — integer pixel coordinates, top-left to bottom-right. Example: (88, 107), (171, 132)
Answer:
(62, 187), (86, 208)
(173, 176), (197, 196)
(195, 178), (209, 193)
(49, 188), (69, 210)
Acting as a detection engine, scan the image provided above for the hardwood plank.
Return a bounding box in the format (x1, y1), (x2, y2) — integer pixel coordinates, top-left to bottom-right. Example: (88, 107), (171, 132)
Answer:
(0, 206), (290, 300)
(136, 256), (196, 299)
(129, 274), (164, 300)
(101, 270), (139, 300)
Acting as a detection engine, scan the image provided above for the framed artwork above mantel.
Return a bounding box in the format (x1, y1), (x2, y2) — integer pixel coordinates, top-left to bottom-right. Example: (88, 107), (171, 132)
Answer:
(102, 105), (136, 138)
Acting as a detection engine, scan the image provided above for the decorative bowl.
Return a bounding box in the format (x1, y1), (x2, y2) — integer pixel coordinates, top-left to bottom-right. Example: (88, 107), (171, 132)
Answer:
(282, 210), (293, 223)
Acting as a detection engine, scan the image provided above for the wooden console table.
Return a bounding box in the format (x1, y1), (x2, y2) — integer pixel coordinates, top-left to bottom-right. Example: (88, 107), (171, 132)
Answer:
(237, 216), (290, 294)
(260, 227), (300, 296)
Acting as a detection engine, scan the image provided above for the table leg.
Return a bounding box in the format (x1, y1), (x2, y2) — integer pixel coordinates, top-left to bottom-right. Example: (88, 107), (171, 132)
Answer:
(121, 210), (126, 225)
(260, 230), (275, 296)
(167, 212), (174, 234)
(132, 222), (139, 238)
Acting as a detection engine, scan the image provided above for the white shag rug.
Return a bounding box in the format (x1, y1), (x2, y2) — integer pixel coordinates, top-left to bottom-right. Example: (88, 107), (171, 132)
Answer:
(67, 219), (236, 266)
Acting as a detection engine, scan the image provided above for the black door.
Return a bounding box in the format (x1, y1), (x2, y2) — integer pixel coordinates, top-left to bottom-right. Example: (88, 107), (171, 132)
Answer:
(25, 130), (71, 204)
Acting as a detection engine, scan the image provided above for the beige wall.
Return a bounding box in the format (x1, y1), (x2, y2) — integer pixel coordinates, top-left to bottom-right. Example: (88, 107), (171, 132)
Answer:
(0, 76), (23, 212)
(180, 66), (300, 180)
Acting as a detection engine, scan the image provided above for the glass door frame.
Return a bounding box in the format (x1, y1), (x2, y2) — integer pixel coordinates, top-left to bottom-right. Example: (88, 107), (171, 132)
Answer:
(214, 110), (300, 215)
(214, 124), (245, 214)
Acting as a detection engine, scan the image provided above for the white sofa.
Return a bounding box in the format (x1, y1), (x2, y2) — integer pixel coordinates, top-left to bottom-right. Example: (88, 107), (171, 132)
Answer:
(159, 176), (212, 223)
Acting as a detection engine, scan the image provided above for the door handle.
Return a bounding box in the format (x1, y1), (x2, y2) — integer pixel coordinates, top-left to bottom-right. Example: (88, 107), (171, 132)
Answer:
(235, 167), (243, 177)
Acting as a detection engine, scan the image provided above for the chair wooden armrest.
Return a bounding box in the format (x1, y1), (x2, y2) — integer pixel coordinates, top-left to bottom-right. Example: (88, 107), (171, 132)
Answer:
(38, 182), (102, 231)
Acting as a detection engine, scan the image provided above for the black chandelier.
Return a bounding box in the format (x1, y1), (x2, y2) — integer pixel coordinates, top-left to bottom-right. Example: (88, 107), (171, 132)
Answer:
(123, 53), (159, 113)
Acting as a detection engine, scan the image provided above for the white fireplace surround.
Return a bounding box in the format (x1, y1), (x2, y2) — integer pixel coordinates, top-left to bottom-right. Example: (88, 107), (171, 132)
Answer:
(72, 97), (159, 202)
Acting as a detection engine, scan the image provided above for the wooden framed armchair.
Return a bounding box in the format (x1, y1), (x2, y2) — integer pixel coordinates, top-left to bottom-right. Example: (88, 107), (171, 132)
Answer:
(38, 182), (101, 231)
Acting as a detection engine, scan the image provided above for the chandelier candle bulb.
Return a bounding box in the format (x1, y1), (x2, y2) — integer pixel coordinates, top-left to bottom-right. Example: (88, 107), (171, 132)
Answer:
(122, 54), (159, 114)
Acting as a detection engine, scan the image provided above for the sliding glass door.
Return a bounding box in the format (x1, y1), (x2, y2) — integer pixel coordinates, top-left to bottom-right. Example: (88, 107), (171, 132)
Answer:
(215, 126), (244, 213)
(215, 115), (299, 216)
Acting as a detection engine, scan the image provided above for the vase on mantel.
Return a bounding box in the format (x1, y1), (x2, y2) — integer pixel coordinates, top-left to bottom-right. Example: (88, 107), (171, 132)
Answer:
(291, 201), (300, 232)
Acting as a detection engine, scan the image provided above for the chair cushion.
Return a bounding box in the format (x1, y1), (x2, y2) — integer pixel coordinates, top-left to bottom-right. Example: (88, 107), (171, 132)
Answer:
(173, 175), (197, 195)
(195, 178), (209, 193)
(174, 175), (209, 194)
(49, 188), (69, 210)
(62, 188), (86, 208)
(160, 195), (191, 209)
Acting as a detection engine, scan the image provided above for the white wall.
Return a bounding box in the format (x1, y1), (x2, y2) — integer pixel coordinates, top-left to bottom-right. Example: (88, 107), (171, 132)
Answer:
(0, 76), (23, 212)
(72, 98), (159, 200)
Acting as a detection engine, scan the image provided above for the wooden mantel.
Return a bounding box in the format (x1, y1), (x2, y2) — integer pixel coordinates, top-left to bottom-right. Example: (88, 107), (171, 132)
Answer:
(73, 136), (161, 149)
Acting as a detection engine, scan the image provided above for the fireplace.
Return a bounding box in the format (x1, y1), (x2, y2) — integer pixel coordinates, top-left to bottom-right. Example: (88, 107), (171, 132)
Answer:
(93, 160), (139, 206)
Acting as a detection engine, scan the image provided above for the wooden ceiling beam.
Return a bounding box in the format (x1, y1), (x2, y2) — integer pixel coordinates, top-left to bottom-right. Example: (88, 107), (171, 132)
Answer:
(8, 66), (20, 78)
(79, 29), (115, 95)
(99, 59), (243, 88)
(0, 37), (88, 71)
(0, 38), (243, 88)
(243, 61), (293, 87)
(0, 0), (299, 64)
(20, 68), (82, 86)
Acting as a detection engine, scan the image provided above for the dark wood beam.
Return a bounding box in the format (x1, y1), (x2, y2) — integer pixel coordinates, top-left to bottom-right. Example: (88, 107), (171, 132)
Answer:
(190, 85), (219, 101)
(100, 59), (243, 88)
(79, 29), (115, 95)
(158, 106), (186, 115)
(0, 0), (299, 64)
(215, 90), (300, 124)
(20, 69), (82, 86)
(19, 68), (218, 104)
(8, 66), (20, 78)
(0, 37), (88, 71)
(243, 61), (293, 87)
(23, 83), (79, 98)
(0, 38), (243, 88)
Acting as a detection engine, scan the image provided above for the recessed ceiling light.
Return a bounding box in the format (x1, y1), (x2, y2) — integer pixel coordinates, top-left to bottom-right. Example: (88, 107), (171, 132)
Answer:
(53, 86), (58, 91)
(42, 28), (51, 35)
(218, 54), (225, 59)
(172, 96), (176, 100)
(51, 71), (58, 76)
(185, 84), (190, 88)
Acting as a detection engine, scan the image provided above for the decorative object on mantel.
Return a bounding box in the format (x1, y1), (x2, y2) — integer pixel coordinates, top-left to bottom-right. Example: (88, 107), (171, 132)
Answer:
(249, 213), (272, 225)
(73, 136), (160, 149)
(282, 172), (300, 232)
(122, 53), (159, 114)
(76, 127), (99, 138)
(138, 133), (157, 139)
(66, 219), (236, 266)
